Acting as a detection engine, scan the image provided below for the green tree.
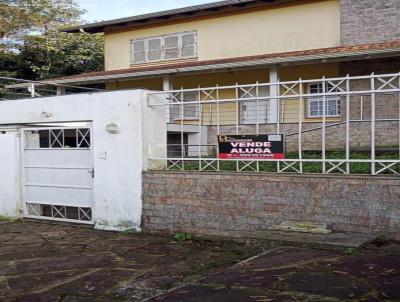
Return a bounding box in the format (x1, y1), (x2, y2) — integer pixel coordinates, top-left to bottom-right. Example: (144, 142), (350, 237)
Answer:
(18, 30), (104, 80)
(0, 0), (82, 41)
(0, 0), (103, 82)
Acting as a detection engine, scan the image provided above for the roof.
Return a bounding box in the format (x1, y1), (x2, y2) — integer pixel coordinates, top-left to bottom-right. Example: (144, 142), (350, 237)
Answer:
(36, 41), (400, 86)
(62, 0), (296, 33)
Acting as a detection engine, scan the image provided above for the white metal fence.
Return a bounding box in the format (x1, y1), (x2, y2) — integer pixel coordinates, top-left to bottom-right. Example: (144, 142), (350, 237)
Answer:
(0, 76), (104, 100)
(148, 72), (400, 176)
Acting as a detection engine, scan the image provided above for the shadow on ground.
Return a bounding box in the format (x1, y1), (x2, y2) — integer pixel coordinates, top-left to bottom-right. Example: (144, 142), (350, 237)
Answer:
(1, 220), (399, 302)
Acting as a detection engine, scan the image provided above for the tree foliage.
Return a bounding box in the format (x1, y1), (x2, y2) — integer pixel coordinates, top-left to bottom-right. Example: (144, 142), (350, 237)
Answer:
(0, 0), (103, 81)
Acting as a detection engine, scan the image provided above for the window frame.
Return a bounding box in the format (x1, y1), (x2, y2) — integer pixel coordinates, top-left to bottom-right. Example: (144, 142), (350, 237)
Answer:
(306, 83), (341, 118)
(131, 31), (197, 64)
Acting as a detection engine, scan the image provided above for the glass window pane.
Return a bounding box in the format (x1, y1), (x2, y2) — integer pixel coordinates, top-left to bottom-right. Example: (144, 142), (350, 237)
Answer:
(182, 45), (195, 57)
(133, 40), (145, 53)
(182, 33), (195, 46)
(134, 52), (145, 63)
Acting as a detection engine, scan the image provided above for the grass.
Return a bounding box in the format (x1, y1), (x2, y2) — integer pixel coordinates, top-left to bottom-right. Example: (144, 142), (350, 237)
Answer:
(169, 150), (400, 175)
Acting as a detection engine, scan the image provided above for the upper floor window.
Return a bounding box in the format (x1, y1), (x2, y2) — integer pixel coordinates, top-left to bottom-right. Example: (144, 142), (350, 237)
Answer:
(307, 82), (341, 118)
(131, 31), (197, 64)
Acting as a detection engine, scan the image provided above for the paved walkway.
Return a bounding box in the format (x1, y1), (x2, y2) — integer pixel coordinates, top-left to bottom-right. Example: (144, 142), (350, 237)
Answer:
(0, 220), (262, 302)
(151, 243), (400, 302)
(1, 220), (400, 301)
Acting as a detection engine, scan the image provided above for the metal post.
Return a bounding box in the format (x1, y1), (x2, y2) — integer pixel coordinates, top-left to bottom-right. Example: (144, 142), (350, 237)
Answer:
(180, 87), (184, 170)
(29, 83), (35, 98)
(198, 86), (202, 170)
(370, 73), (376, 175)
(346, 75), (350, 174)
(322, 76), (326, 174)
(256, 82), (260, 172)
(298, 78), (303, 173)
(276, 79), (281, 173)
(256, 82), (259, 135)
(235, 82), (239, 172)
(216, 85), (220, 171)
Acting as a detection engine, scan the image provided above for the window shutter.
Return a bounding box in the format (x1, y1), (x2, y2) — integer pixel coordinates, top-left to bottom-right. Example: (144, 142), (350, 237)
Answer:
(164, 35), (179, 59)
(132, 40), (145, 63)
(147, 38), (162, 61)
(181, 33), (196, 58)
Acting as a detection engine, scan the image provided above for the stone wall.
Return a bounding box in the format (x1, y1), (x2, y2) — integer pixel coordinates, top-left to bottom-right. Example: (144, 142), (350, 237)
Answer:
(340, 0), (400, 45)
(142, 172), (400, 235)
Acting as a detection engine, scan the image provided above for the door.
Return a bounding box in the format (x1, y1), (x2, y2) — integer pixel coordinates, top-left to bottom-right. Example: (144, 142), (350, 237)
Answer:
(240, 86), (269, 124)
(22, 127), (94, 224)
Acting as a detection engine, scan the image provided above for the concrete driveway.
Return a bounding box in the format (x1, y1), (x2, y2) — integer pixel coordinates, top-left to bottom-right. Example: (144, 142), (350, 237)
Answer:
(1, 220), (399, 302)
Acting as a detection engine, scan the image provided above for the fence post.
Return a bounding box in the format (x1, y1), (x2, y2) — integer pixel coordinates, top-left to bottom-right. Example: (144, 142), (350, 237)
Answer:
(298, 78), (303, 173)
(30, 83), (35, 98)
(370, 73), (376, 175)
(322, 76), (326, 174)
(346, 75), (350, 174)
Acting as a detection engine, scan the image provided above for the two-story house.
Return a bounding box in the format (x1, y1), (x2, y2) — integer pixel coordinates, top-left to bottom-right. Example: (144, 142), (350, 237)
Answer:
(54, 0), (400, 154)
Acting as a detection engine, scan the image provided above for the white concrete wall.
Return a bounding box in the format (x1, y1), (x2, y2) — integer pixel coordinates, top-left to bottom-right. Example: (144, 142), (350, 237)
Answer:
(0, 90), (166, 231)
(0, 129), (21, 218)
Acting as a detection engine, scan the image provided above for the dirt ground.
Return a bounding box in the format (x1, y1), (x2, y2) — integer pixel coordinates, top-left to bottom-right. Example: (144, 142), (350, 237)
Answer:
(1, 220), (399, 302)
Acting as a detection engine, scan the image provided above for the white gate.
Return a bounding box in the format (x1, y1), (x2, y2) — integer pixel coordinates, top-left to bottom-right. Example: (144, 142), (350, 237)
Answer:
(22, 127), (94, 224)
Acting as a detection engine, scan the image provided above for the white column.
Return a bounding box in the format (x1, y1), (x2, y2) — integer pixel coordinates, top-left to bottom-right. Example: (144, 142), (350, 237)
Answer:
(163, 75), (173, 123)
(163, 75), (172, 91)
(269, 65), (279, 123)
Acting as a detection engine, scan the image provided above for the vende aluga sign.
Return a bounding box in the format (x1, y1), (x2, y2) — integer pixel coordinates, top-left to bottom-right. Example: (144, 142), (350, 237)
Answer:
(218, 134), (284, 159)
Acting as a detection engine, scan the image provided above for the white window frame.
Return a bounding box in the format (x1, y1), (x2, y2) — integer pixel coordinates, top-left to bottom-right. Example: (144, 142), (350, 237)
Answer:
(131, 31), (197, 64)
(307, 83), (341, 118)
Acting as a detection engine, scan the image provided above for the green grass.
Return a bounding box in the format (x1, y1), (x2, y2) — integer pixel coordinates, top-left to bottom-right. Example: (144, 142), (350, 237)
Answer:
(169, 150), (400, 175)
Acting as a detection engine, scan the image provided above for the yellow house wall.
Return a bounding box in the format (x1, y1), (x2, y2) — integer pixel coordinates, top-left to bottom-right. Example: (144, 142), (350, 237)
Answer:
(104, 0), (340, 71)
(105, 63), (339, 124)
(279, 63), (340, 123)
(173, 69), (269, 125)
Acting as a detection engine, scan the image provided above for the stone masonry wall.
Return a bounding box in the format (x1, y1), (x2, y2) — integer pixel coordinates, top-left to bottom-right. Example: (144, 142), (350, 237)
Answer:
(142, 172), (400, 235)
(340, 0), (400, 45)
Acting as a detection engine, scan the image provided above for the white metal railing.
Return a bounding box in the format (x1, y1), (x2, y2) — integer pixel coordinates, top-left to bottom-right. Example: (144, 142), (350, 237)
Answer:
(0, 76), (104, 100)
(148, 72), (400, 176)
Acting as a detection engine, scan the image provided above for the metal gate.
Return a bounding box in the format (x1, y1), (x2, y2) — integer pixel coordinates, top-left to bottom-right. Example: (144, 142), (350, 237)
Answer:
(22, 126), (94, 224)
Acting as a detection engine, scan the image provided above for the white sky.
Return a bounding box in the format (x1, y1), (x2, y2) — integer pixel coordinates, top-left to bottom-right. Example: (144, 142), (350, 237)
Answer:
(77, 0), (217, 23)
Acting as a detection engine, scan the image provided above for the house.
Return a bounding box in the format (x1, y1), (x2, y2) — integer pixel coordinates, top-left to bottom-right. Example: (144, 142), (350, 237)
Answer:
(54, 0), (400, 154)
(1, 0), (400, 233)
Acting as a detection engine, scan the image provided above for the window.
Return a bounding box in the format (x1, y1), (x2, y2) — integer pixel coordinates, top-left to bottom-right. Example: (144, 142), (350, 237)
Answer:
(131, 31), (197, 64)
(25, 129), (91, 149)
(307, 83), (341, 117)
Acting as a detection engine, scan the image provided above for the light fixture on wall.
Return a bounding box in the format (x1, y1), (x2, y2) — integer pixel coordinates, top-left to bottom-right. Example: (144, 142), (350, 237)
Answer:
(105, 122), (120, 134)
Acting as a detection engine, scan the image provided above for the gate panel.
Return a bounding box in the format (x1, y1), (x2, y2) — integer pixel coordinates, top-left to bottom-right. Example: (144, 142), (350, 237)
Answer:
(22, 127), (94, 224)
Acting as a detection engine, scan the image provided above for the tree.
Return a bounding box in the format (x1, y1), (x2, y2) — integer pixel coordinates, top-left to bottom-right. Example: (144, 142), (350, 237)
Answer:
(0, 0), (82, 41)
(0, 0), (103, 83)
(18, 30), (104, 79)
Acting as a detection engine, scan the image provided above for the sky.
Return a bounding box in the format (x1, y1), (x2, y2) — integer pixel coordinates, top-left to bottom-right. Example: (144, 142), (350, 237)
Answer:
(77, 0), (217, 23)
